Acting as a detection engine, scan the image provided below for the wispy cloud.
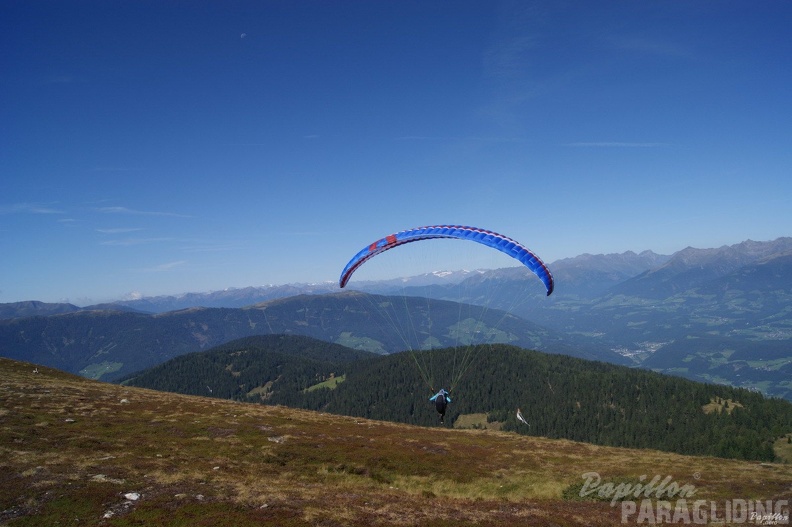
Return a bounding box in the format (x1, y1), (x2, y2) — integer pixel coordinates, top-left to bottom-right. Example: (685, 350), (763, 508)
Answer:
(271, 230), (322, 237)
(604, 35), (693, 60)
(100, 237), (173, 246)
(96, 227), (144, 234)
(564, 142), (669, 148)
(0, 202), (65, 215)
(478, 4), (565, 130)
(134, 260), (187, 273)
(178, 242), (240, 253)
(152, 260), (186, 271)
(92, 166), (141, 173)
(96, 206), (191, 218)
(395, 135), (529, 143)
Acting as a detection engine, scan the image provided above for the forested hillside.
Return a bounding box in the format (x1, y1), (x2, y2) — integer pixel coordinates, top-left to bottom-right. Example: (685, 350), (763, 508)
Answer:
(122, 336), (792, 462)
(119, 334), (375, 399)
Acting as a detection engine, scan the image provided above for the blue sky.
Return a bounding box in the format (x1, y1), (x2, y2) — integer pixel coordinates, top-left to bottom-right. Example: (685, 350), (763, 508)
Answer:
(2, 1), (791, 305)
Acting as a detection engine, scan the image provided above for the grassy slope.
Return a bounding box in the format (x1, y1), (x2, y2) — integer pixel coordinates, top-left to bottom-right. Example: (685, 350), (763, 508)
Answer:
(1, 358), (790, 527)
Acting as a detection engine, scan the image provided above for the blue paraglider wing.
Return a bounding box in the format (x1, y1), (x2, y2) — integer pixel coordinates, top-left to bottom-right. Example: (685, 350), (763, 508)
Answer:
(338, 225), (554, 295)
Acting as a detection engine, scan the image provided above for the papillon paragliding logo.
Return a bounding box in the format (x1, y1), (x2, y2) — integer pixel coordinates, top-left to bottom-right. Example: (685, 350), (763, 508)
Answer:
(338, 225), (554, 393)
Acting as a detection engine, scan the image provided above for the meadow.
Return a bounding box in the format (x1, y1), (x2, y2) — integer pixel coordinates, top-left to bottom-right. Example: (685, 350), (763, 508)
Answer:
(1, 357), (789, 526)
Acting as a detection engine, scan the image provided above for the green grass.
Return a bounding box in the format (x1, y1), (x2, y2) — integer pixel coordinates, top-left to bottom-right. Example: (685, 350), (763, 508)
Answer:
(79, 361), (124, 379)
(305, 374), (346, 392)
(2, 357), (791, 526)
(334, 332), (387, 354)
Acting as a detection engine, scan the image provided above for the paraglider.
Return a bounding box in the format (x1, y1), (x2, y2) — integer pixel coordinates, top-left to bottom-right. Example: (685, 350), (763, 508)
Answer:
(339, 225), (554, 296)
(429, 388), (451, 424)
(516, 408), (529, 426)
(338, 224), (554, 424)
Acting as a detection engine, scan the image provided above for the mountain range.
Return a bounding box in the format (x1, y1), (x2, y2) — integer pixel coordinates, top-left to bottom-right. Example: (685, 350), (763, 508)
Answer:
(0, 291), (611, 383)
(2, 237), (791, 399)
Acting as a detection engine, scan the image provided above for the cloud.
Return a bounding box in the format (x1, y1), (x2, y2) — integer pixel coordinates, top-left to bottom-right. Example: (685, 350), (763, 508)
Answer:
(96, 227), (144, 234)
(92, 166), (141, 173)
(96, 206), (191, 218)
(178, 242), (240, 253)
(604, 35), (693, 60)
(100, 237), (173, 246)
(395, 135), (528, 143)
(0, 202), (65, 215)
(152, 260), (186, 271)
(137, 260), (187, 273)
(564, 142), (669, 148)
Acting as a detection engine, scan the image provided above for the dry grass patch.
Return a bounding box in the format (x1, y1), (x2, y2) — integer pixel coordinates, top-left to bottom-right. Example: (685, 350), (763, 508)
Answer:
(702, 396), (744, 414)
(774, 434), (792, 463)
